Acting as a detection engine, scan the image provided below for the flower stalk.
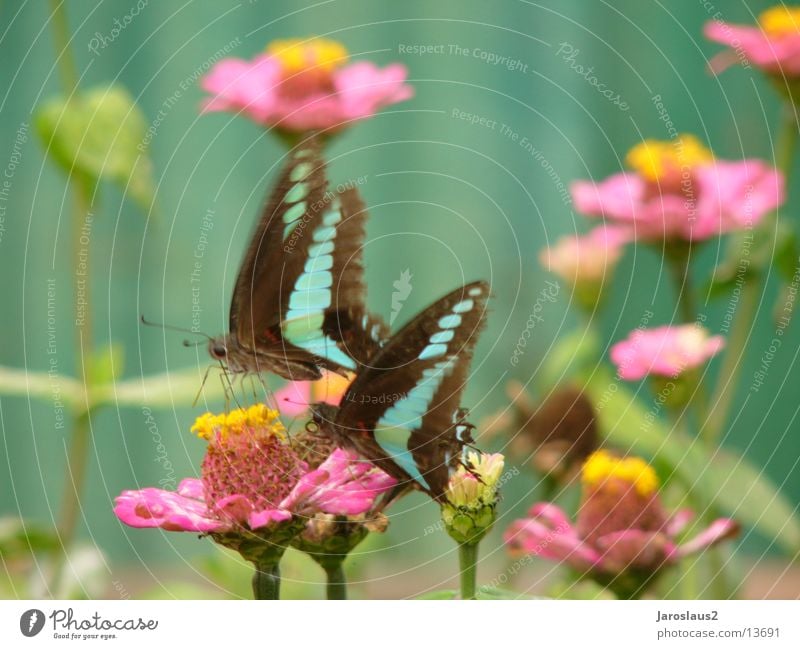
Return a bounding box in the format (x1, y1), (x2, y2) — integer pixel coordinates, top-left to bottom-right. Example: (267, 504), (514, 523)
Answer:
(47, 0), (97, 594)
(322, 560), (348, 600)
(706, 102), (799, 445)
(252, 561), (282, 600)
(458, 542), (479, 600)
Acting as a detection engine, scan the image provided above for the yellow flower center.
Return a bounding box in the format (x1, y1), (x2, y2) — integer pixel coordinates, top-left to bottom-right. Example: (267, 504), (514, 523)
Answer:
(759, 6), (800, 38)
(267, 37), (348, 75)
(625, 135), (713, 184)
(191, 404), (285, 443)
(581, 450), (659, 497)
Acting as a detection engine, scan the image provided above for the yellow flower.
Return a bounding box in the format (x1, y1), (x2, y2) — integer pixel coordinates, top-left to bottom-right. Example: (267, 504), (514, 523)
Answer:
(760, 6), (800, 38)
(191, 404), (285, 442)
(625, 135), (713, 184)
(581, 450), (659, 498)
(267, 37), (348, 75)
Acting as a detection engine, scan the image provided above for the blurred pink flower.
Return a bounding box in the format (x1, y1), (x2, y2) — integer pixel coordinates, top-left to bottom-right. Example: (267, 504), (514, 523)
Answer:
(705, 7), (800, 75)
(274, 370), (351, 418)
(539, 225), (630, 284)
(610, 324), (725, 381)
(572, 137), (783, 241)
(114, 405), (395, 536)
(200, 37), (413, 132)
(504, 451), (738, 598)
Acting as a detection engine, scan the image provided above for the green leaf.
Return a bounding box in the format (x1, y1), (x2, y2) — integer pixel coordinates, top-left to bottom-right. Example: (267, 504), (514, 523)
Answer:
(417, 587), (534, 600)
(88, 342), (125, 387)
(704, 450), (800, 555)
(538, 327), (600, 391)
(0, 365), (84, 411)
(35, 84), (156, 211)
(101, 366), (226, 409)
(0, 364), (225, 412)
(0, 517), (60, 558)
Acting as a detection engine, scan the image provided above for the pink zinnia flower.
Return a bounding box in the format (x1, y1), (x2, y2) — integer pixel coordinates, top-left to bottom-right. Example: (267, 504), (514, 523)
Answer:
(705, 6), (800, 76)
(539, 225), (630, 284)
(114, 405), (395, 559)
(200, 37), (413, 133)
(504, 451), (738, 598)
(610, 324), (725, 381)
(572, 135), (784, 241)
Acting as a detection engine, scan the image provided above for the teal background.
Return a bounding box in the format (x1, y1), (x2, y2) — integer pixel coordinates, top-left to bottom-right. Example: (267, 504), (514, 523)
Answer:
(1, 0), (798, 595)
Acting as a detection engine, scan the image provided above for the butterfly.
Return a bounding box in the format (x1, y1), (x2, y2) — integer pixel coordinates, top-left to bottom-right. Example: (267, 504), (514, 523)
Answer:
(309, 281), (490, 502)
(208, 137), (387, 381)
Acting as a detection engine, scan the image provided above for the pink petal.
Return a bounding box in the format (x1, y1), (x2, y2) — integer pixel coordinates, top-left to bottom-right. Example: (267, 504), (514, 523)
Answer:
(528, 502), (577, 535)
(200, 55), (282, 123)
(503, 517), (599, 571)
(610, 325), (725, 381)
(248, 508), (293, 530)
(333, 61), (413, 120)
(677, 518), (739, 557)
(214, 494), (254, 524)
(704, 21), (800, 75)
(594, 529), (676, 572)
(177, 478), (206, 500)
(282, 448), (396, 516)
(571, 173), (644, 222)
(114, 487), (224, 533)
(666, 509), (695, 537)
(694, 160), (784, 238)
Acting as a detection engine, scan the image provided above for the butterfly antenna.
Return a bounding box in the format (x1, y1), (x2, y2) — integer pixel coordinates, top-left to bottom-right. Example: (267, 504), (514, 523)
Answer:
(140, 315), (212, 343)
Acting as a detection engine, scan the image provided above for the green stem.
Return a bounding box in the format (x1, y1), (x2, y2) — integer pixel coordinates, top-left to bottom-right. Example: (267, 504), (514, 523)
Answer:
(664, 245), (710, 427)
(51, 410), (91, 585)
(706, 103), (798, 445)
(776, 102), (799, 177)
(458, 542), (479, 600)
(46, 1), (98, 594)
(705, 283), (759, 445)
(49, 0), (79, 92)
(252, 562), (281, 600)
(665, 244), (697, 324)
(323, 561), (348, 600)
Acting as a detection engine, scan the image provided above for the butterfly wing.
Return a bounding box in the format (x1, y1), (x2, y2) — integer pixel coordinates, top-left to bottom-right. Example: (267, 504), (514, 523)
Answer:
(334, 281), (489, 500)
(231, 138), (384, 376)
(321, 187), (389, 365)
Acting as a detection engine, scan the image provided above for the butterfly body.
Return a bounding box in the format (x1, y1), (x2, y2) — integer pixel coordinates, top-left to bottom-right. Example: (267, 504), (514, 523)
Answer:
(310, 281), (490, 502)
(211, 137), (387, 381)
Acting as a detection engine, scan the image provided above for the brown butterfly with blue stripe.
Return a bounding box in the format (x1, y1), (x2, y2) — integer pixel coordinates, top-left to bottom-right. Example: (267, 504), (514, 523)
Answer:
(208, 136), (387, 381)
(309, 281), (489, 502)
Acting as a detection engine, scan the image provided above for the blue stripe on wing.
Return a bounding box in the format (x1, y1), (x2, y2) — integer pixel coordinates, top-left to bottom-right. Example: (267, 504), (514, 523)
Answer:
(374, 356), (457, 490)
(372, 289), (484, 490)
(281, 196), (356, 370)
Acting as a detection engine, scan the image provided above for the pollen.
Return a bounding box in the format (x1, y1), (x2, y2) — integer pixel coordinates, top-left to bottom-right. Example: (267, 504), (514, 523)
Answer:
(267, 37), (349, 75)
(191, 404), (285, 442)
(625, 135), (713, 184)
(581, 450), (659, 497)
(759, 6), (800, 38)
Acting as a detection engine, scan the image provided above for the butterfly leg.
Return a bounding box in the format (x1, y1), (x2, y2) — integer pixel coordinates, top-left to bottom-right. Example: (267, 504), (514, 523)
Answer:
(192, 364), (214, 408)
(373, 483), (412, 513)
